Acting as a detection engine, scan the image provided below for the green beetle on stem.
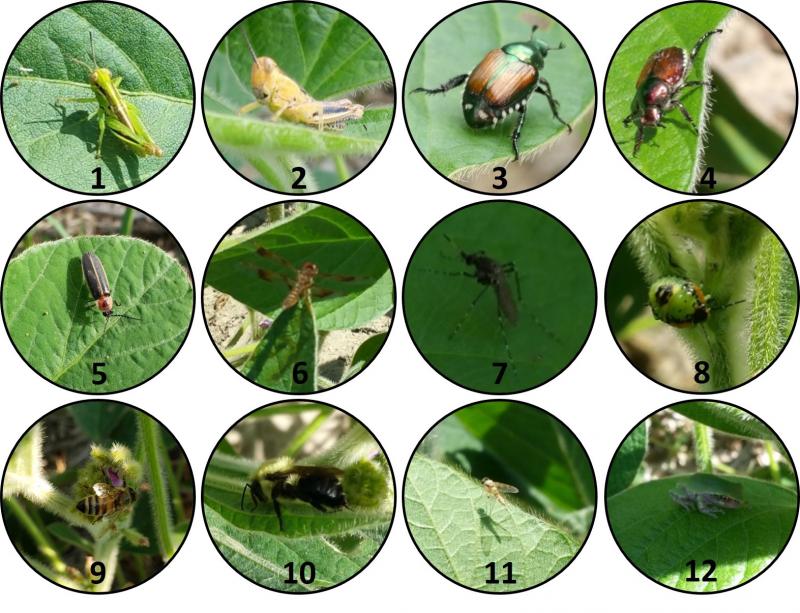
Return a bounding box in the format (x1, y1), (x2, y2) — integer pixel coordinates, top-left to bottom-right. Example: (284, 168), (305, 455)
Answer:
(411, 25), (572, 161)
(648, 276), (745, 328)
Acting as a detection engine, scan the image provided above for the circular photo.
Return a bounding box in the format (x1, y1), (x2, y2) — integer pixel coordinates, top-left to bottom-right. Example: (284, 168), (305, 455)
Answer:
(1, 1), (194, 194)
(202, 1), (395, 195)
(605, 199), (798, 393)
(606, 399), (798, 593)
(1, 200), (194, 394)
(403, 200), (595, 393)
(403, 399), (596, 593)
(404, 1), (595, 194)
(1, 399), (195, 594)
(604, 1), (797, 194)
(202, 400), (395, 593)
(203, 201), (394, 393)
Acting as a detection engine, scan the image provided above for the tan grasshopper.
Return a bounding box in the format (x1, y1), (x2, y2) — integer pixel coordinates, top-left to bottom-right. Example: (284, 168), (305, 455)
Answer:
(238, 28), (364, 129)
(58, 32), (162, 158)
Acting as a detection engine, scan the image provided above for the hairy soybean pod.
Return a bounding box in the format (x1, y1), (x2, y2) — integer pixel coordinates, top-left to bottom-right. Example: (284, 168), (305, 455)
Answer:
(81, 251), (140, 320)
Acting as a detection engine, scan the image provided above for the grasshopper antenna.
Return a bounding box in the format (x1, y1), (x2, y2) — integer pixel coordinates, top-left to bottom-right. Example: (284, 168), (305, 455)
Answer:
(239, 26), (258, 63)
(89, 31), (97, 67)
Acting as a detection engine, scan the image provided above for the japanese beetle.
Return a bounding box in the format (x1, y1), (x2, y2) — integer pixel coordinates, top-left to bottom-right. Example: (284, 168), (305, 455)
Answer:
(411, 25), (572, 161)
(624, 29), (722, 156)
(648, 276), (743, 327)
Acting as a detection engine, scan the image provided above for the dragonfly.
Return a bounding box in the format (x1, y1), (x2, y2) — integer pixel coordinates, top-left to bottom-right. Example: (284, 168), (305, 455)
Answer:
(252, 246), (369, 312)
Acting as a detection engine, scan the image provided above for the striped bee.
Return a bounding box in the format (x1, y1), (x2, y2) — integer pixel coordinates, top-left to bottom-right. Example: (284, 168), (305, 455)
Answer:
(76, 482), (137, 520)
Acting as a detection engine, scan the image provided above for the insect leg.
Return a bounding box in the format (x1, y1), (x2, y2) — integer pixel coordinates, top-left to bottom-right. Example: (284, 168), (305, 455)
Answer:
(535, 78), (572, 133)
(511, 104), (526, 161)
(672, 100), (697, 132)
(95, 106), (106, 158)
(447, 284), (491, 340)
(633, 124), (645, 157)
(240, 483), (251, 511)
(271, 483), (286, 531)
(689, 29), (722, 63)
(410, 74), (468, 96)
(239, 100), (263, 115)
(496, 302), (517, 376)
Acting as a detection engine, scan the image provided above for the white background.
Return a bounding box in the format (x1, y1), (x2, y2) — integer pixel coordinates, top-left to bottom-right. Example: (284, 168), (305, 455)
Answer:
(1, 0), (798, 610)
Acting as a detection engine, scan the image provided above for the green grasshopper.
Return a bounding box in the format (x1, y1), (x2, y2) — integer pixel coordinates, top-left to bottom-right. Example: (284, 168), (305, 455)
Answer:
(58, 32), (162, 159)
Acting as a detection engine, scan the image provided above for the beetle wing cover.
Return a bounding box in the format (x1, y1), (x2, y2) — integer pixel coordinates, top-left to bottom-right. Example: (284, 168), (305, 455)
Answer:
(637, 47), (686, 87)
(468, 48), (537, 108)
(82, 251), (110, 300)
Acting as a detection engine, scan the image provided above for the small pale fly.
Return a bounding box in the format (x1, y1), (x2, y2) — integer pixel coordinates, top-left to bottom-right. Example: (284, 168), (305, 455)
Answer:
(481, 477), (519, 505)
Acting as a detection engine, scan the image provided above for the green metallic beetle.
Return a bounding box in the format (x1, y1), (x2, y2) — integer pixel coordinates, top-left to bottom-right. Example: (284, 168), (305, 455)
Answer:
(411, 25), (572, 161)
(648, 276), (745, 328)
(648, 276), (710, 327)
(670, 473), (744, 517)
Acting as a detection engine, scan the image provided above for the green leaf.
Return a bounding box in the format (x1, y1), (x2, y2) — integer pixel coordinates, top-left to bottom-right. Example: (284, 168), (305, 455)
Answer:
(47, 522), (93, 553)
(69, 401), (136, 446)
(405, 456), (581, 591)
(345, 332), (387, 379)
(607, 421), (648, 497)
(404, 201), (594, 393)
(243, 300), (318, 391)
(2, 3), (193, 192)
(3, 236), (193, 393)
(605, 4), (729, 190)
(700, 72), (786, 191)
(405, 5), (594, 176)
(672, 402), (777, 442)
(203, 450), (391, 592)
(203, 3), (393, 192)
(607, 476), (796, 591)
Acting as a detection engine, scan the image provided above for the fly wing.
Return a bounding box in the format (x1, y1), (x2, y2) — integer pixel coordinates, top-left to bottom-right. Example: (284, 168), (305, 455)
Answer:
(494, 276), (518, 325)
(493, 482), (519, 494)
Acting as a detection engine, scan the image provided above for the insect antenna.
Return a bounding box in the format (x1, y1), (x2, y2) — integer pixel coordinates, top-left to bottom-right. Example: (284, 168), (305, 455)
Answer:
(239, 26), (259, 63)
(716, 299), (747, 311)
(89, 31), (97, 68)
(108, 311), (141, 321)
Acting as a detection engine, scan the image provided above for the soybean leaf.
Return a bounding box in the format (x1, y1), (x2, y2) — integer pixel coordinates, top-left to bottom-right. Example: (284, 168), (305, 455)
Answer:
(607, 476), (796, 591)
(206, 205), (394, 331)
(69, 401), (137, 447)
(700, 72), (787, 192)
(243, 301), (318, 391)
(405, 4), (594, 177)
(672, 402), (777, 441)
(404, 202), (594, 393)
(3, 236), (193, 393)
(2, 3), (193, 192)
(204, 3), (393, 191)
(203, 450), (390, 593)
(606, 421), (649, 497)
(405, 456), (581, 592)
(605, 4), (729, 190)
(345, 332), (387, 379)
